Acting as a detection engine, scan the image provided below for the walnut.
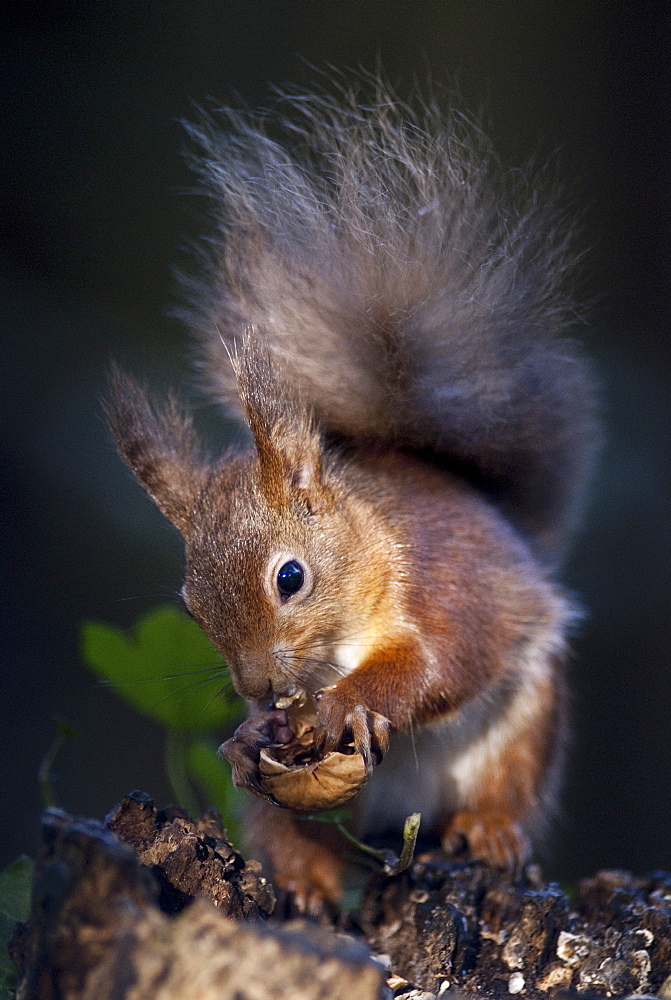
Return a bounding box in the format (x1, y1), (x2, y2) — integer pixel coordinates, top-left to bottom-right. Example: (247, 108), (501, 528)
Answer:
(257, 744), (369, 812)
(257, 692), (371, 812)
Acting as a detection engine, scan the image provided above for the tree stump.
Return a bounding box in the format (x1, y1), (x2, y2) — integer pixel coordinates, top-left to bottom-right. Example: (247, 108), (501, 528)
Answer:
(11, 794), (671, 999)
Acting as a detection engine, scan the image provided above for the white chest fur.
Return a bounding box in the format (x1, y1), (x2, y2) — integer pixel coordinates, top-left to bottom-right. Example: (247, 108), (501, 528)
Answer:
(351, 624), (563, 838)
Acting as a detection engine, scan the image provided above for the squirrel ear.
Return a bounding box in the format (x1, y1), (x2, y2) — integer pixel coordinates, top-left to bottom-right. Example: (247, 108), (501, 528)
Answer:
(254, 406), (331, 514)
(271, 421), (330, 512)
(232, 331), (332, 512)
(105, 364), (205, 536)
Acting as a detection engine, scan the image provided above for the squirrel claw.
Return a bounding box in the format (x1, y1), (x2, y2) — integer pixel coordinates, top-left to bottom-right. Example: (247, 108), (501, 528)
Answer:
(218, 708), (291, 793)
(442, 811), (531, 879)
(314, 692), (390, 770)
(218, 737), (264, 793)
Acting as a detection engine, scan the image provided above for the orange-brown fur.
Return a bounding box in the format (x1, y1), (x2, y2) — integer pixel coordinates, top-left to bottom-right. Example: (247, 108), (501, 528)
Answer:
(107, 75), (596, 907)
(246, 799), (346, 914)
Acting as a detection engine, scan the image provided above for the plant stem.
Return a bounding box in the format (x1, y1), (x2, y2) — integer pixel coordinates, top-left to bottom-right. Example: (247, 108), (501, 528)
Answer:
(164, 730), (201, 819)
(336, 811), (421, 876)
(388, 811), (421, 875)
(38, 719), (77, 809)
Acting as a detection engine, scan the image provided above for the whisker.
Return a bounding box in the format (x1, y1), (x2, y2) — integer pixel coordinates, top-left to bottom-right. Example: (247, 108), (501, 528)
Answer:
(278, 631), (372, 651)
(115, 593), (177, 604)
(143, 673), (234, 711)
(272, 651), (349, 692)
(408, 717), (419, 772)
(193, 682), (244, 722)
(275, 653), (342, 672)
(297, 639), (377, 649)
(93, 654), (236, 721)
(271, 626), (371, 653)
(94, 663), (229, 688)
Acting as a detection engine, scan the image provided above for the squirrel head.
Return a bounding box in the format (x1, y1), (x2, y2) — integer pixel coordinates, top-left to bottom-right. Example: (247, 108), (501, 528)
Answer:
(106, 337), (393, 703)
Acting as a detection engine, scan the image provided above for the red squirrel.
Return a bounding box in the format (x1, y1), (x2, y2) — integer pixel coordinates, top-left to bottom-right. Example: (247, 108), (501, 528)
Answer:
(107, 76), (597, 911)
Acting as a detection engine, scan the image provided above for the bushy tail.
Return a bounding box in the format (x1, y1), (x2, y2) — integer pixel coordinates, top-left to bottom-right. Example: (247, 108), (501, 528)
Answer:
(183, 73), (598, 563)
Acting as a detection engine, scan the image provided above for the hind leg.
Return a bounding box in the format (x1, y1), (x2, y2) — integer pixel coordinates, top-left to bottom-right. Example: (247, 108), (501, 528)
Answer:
(245, 798), (346, 915)
(442, 660), (565, 877)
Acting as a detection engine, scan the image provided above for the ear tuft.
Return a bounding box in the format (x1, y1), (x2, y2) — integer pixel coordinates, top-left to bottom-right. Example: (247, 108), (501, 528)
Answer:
(232, 329), (332, 511)
(105, 364), (206, 535)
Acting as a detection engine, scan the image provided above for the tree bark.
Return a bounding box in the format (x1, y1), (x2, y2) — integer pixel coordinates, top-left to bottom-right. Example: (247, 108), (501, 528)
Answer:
(11, 795), (671, 999)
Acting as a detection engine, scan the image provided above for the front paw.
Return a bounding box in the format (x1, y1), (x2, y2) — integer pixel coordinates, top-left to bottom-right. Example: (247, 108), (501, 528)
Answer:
(313, 687), (390, 770)
(218, 709), (289, 795)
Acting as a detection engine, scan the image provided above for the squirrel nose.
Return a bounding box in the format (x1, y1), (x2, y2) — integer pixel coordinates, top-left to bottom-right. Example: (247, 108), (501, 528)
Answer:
(231, 666), (273, 703)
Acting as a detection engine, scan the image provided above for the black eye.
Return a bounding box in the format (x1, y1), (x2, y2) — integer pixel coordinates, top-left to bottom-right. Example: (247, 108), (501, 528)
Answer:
(277, 559), (304, 599)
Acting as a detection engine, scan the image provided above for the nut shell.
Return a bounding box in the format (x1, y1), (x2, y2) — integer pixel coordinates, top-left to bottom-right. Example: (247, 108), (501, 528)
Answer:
(258, 745), (369, 812)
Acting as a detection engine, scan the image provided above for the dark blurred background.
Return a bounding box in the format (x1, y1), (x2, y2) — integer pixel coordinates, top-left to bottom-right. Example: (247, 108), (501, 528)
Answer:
(1, 1), (669, 882)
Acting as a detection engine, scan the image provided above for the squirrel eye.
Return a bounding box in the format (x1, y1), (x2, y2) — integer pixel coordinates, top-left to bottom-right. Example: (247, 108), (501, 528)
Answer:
(277, 559), (304, 599)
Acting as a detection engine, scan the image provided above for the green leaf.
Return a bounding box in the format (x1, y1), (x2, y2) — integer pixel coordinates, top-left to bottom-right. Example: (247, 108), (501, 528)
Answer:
(0, 855), (35, 992)
(81, 605), (244, 732)
(0, 962), (18, 998)
(0, 856), (34, 924)
(0, 909), (18, 978)
(187, 738), (247, 847)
